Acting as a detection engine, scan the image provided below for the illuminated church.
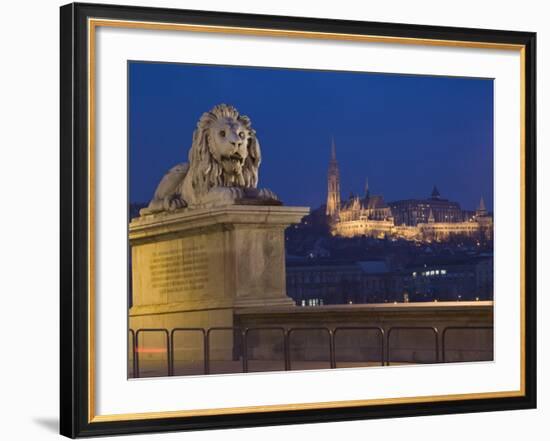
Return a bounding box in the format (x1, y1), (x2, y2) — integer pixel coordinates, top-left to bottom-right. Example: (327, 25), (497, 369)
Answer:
(326, 141), (493, 242)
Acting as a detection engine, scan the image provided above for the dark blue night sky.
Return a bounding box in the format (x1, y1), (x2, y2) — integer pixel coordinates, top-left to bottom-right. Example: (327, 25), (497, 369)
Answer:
(129, 62), (493, 212)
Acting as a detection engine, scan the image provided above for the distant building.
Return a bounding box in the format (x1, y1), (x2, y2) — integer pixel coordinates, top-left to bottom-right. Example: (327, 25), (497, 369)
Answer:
(402, 254), (494, 302)
(325, 142), (493, 242)
(388, 186), (464, 226)
(286, 258), (403, 305)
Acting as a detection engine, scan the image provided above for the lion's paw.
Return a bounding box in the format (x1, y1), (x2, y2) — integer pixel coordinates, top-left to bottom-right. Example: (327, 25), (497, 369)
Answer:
(167, 196), (187, 211)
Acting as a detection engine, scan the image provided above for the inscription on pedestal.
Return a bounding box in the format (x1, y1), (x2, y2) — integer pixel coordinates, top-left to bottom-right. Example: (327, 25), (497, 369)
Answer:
(149, 244), (210, 296)
(130, 206), (309, 309)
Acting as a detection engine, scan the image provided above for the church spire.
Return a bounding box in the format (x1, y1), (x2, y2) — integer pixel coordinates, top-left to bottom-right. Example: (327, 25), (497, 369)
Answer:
(364, 177), (370, 198)
(477, 196), (487, 216)
(326, 137), (341, 218)
(478, 196), (486, 211)
(431, 185), (441, 200)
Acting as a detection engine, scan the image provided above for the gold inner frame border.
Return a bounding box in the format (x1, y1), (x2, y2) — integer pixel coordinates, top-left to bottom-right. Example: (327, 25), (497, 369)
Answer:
(87, 17), (527, 423)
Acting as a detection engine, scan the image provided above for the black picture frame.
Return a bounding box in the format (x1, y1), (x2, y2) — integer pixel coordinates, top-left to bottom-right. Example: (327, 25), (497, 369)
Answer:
(60, 2), (536, 438)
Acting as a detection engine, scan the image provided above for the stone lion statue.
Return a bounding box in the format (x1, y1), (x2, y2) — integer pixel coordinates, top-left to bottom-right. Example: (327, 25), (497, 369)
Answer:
(140, 104), (279, 215)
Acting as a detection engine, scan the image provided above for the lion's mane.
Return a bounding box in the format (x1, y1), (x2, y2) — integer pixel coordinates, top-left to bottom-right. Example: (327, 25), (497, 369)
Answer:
(182, 104), (261, 202)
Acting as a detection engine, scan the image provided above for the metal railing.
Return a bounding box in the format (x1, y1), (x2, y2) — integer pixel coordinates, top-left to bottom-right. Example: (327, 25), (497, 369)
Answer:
(386, 326), (439, 366)
(441, 326), (494, 362)
(206, 327), (245, 374)
(333, 327), (385, 367)
(127, 325), (493, 378)
(170, 328), (206, 376)
(287, 327), (334, 369)
(134, 328), (170, 378)
(243, 327), (287, 372)
(128, 329), (136, 378)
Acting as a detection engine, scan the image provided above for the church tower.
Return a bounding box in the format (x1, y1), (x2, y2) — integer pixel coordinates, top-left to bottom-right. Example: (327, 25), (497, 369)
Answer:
(476, 196), (488, 217)
(326, 137), (341, 218)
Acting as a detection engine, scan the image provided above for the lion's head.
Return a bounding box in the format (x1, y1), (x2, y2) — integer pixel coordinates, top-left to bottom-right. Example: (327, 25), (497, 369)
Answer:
(188, 104), (261, 197)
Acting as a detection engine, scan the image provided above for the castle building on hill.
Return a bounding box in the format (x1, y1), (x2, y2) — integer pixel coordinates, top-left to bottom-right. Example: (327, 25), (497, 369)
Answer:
(388, 186), (464, 225)
(326, 141), (493, 242)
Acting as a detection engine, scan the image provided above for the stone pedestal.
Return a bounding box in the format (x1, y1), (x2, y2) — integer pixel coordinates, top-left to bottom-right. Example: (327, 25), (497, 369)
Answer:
(129, 205), (309, 362)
